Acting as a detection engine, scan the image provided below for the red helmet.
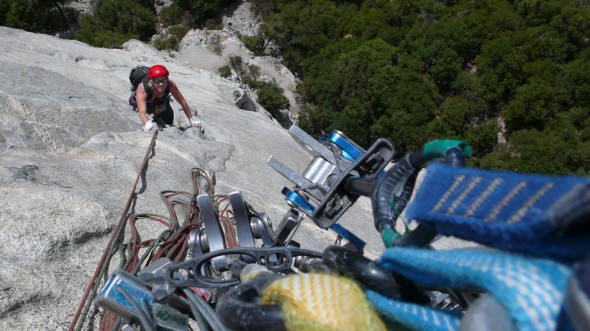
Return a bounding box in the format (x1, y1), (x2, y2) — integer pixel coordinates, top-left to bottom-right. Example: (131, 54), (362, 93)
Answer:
(147, 64), (169, 79)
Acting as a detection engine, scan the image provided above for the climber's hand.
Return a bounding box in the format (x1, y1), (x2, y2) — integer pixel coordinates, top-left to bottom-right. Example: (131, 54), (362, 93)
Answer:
(144, 121), (157, 132)
(191, 119), (202, 129)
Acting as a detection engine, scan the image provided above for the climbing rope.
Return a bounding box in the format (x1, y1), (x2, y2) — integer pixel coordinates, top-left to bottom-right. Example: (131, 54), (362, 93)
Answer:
(69, 130), (239, 331)
(69, 130), (159, 331)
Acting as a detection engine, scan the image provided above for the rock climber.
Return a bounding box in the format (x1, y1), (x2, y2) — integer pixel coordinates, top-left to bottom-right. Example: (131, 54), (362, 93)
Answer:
(135, 64), (201, 132)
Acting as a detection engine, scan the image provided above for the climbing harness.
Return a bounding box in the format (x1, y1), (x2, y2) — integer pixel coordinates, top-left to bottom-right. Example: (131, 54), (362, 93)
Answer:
(70, 125), (590, 331)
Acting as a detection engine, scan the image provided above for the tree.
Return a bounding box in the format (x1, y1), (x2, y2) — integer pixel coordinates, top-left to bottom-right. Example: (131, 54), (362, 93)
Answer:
(3, 0), (71, 34)
(298, 38), (398, 146)
(264, 0), (357, 74)
(432, 96), (473, 136)
(0, 0), (9, 25)
(481, 128), (575, 174)
(159, 0), (240, 28)
(464, 119), (499, 160)
(557, 48), (590, 109)
(333, 98), (374, 145)
(349, 4), (404, 44)
(504, 79), (558, 132)
(298, 104), (337, 138)
(262, 0), (590, 174)
(160, 4), (193, 26)
(550, 4), (590, 57)
(257, 82), (289, 119)
(487, 1), (526, 36)
(476, 34), (528, 106)
(176, 0), (237, 19)
(451, 71), (491, 122)
(242, 33), (272, 56)
(75, 0), (156, 48)
(217, 65), (232, 78)
(250, 0), (281, 19)
(514, 0), (563, 26)
(402, 17), (474, 92)
(371, 55), (442, 155)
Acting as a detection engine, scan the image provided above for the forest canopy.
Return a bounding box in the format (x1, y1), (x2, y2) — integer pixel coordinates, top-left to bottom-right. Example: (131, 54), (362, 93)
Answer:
(255, 0), (590, 175)
(0, 0), (73, 34)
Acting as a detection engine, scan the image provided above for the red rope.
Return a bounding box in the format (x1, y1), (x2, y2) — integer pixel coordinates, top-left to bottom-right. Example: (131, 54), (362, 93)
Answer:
(70, 132), (243, 330)
(69, 131), (159, 331)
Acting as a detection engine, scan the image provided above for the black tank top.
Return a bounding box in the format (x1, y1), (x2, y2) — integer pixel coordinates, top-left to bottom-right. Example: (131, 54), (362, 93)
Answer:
(142, 80), (170, 115)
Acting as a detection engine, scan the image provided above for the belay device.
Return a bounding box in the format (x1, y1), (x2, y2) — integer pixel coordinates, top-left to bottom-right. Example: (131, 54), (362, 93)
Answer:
(267, 126), (395, 250)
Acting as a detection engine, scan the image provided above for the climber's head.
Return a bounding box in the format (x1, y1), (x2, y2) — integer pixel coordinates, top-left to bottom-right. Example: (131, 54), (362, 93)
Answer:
(148, 64), (169, 79)
(148, 64), (169, 91)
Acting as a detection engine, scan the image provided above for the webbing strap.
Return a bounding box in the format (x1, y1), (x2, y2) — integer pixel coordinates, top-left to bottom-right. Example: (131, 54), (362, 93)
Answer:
(367, 292), (460, 331)
(369, 247), (572, 331)
(262, 273), (387, 331)
(405, 163), (590, 261)
(566, 255), (590, 330)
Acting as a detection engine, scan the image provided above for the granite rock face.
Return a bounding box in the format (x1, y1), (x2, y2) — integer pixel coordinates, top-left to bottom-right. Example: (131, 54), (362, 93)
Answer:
(0, 26), (378, 330)
(176, 1), (301, 121)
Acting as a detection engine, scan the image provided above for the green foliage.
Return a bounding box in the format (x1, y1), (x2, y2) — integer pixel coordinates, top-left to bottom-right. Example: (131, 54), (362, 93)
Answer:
(75, 0), (156, 48)
(2, 0), (71, 34)
(229, 55), (244, 74)
(229, 55), (243, 69)
(298, 104), (337, 136)
(0, 0), (10, 26)
(262, 0), (358, 73)
(302, 38), (396, 108)
(349, 3), (403, 44)
(550, 4), (590, 56)
(504, 79), (557, 131)
(432, 96), (474, 136)
(248, 65), (261, 78)
(557, 48), (590, 108)
(153, 25), (191, 51)
(257, 81), (289, 118)
(218, 65), (232, 78)
(369, 56), (442, 154)
(174, 0), (238, 26)
(204, 19), (224, 30)
(220, 56), (288, 120)
(261, 0), (590, 174)
(464, 120), (499, 159)
(176, 0), (226, 15)
(153, 37), (176, 52)
(480, 126), (588, 175)
(242, 76), (259, 89)
(242, 33), (271, 56)
(401, 17), (474, 91)
(333, 98), (374, 145)
(159, 0), (239, 28)
(250, 0), (281, 19)
(89, 31), (136, 49)
(514, 0), (563, 26)
(160, 4), (191, 26)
